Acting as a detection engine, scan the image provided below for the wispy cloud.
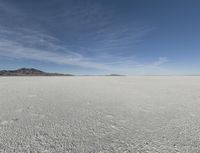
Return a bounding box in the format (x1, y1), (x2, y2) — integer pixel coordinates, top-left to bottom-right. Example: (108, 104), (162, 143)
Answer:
(0, 26), (107, 69)
(150, 57), (168, 67)
(0, 0), (168, 74)
(0, 25), (168, 74)
(135, 57), (168, 68)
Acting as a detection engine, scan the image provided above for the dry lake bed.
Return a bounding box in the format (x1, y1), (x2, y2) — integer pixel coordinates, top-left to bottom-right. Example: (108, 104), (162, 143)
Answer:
(0, 76), (200, 153)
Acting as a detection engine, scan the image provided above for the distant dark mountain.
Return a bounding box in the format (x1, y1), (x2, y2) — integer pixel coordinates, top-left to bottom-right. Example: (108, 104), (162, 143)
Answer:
(0, 68), (73, 76)
(106, 74), (125, 76)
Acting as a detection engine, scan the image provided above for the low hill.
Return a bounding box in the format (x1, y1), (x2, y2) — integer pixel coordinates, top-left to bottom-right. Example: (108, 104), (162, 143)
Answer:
(106, 74), (125, 76)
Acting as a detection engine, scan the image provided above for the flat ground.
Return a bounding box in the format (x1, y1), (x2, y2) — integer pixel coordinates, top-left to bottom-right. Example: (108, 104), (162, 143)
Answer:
(0, 76), (200, 153)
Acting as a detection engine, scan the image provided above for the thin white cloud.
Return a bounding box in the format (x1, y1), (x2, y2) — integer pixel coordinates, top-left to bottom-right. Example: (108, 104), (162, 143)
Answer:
(150, 57), (168, 67)
(0, 1), (168, 74)
(0, 28), (107, 69)
(0, 26), (168, 74)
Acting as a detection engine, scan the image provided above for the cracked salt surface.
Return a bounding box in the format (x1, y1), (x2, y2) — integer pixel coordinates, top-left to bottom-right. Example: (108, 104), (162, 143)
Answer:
(1, 76), (200, 152)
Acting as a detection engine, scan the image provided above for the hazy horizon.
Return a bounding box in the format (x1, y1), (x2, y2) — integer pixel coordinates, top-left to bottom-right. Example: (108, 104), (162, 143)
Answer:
(0, 0), (200, 75)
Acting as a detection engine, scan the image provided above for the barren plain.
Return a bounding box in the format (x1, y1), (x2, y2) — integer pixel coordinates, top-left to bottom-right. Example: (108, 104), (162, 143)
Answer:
(0, 76), (200, 153)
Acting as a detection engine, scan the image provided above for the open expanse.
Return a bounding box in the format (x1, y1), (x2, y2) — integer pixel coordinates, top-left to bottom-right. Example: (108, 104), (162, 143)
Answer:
(1, 76), (200, 153)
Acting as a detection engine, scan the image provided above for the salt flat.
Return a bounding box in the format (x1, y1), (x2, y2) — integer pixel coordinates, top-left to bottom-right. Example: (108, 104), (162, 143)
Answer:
(0, 76), (200, 153)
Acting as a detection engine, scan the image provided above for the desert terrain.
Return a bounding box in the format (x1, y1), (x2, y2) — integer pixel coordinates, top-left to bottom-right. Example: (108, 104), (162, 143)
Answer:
(0, 76), (200, 153)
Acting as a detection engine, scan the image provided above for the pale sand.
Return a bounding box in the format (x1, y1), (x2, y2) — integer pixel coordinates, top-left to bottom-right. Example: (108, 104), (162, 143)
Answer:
(0, 76), (200, 152)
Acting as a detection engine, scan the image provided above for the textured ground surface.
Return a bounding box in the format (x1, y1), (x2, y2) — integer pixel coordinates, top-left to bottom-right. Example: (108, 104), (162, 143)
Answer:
(1, 76), (200, 153)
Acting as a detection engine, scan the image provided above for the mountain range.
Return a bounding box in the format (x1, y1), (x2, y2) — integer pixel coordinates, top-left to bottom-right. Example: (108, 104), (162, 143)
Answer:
(0, 68), (73, 76)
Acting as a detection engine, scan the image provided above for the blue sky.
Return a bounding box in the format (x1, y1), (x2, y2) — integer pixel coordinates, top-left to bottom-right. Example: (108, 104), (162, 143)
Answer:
(0, 0), (200, 75)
